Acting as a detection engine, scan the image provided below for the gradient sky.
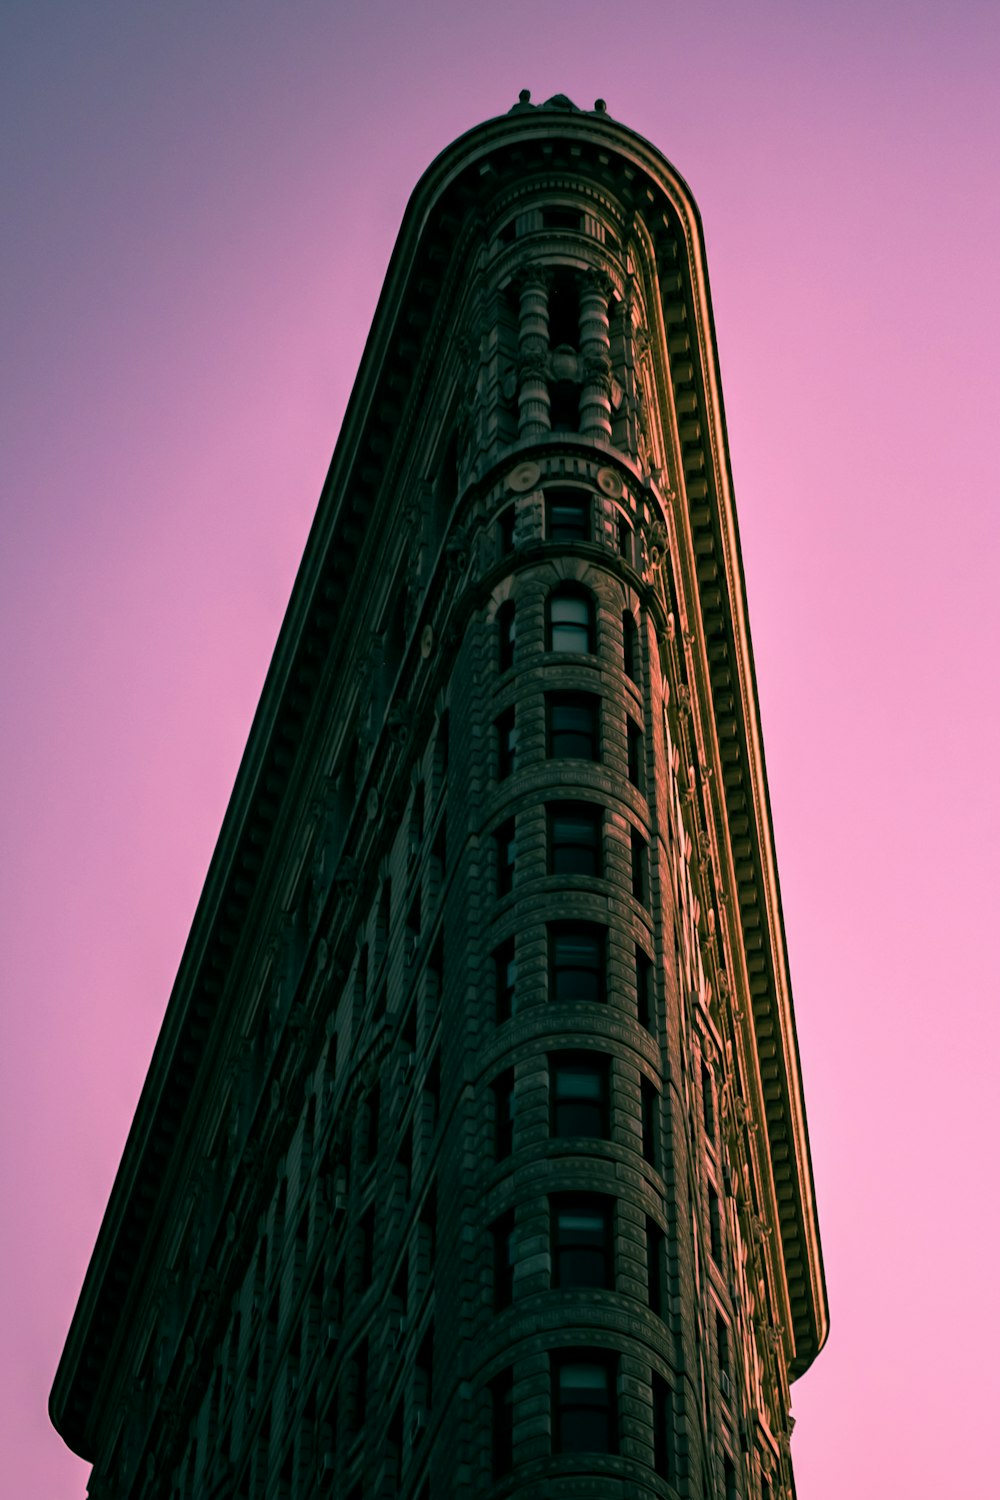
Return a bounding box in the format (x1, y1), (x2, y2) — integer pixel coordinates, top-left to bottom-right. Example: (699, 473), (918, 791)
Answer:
(2, 2), (998, 1494)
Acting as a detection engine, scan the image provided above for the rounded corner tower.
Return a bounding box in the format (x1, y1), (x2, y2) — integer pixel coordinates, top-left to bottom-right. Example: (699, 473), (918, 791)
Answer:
(51, 93), (828, 1500)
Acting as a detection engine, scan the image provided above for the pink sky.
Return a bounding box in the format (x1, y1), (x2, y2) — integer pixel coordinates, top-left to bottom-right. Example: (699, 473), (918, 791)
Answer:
(3, 2), (998, 1494)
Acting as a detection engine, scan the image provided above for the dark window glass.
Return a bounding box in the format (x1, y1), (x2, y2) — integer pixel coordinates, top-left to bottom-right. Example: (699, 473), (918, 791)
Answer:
(547, 692), (599, 760)
(436, 711), (449, 780)
(363, 1085), (379, 1165)
(491, 1210), (516, 1309)
(623, 610), (638, 681)
(717, 1312), (731, 1393)
(617, 515), (634, 563)
(548, 802), (602, 877)
(551, 1052), (610, 1138)
(494, 938), (517, 1021)
(417, 1326), (434, 1412)
(496, 707), (517, 780)
(550, 923), (606, 1004)
(701, 1061), (716, 1140)
(636, 946), (653, 1031)
(547, 588), (595, 654)
(359, 1207), (375, 1289)
(652, 1373), (675, 1479)
(647, 1218), (666, 1317)
(709, 1186), (723, 1266)
(627, 719), (643, 788)
(553, 1355), (616, 1454)
(552, 1195), (613, 1289)
(631, 828), (648, 904)
(354, 1340), (368, 1429)
(546, 489), (590, 542)
(490, 1368), (515, 1478)
(495, 817), (516, 897)
(498, 505), (516, 554)
(725, 1457), (739, 1500)
(548, 273), (580, 348)
(410, 779), (425, 856)
(493, 1070), (515, 1159)
(543, 207), (584, 232)
(641, 1078), (658, 1167)
(498, 600), (516, 673)
(423, 1050), (440, 1132)
(550, 383), (581, 433)
(378, 878), (392, 958)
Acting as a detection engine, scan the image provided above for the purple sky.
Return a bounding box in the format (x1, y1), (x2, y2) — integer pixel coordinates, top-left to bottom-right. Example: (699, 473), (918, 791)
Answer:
(3, 2), (998, 1494)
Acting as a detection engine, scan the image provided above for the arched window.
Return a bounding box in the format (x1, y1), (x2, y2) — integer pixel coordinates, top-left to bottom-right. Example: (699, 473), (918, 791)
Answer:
(547, 587), (595, 654)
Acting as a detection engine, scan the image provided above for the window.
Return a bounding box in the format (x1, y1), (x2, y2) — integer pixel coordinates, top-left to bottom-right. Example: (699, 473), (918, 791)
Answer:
(423, 1050), (440, 1132)
(641, 1078), (659, 1167)
(552, 1195), (613, 1290)
(651, 1373), (675, 1480)
(362, 1085), (379, 1166)
(495, 817), (516, 897)
(548, 801), (602, 877)
(435, 710), (450, 784)
(636, 946), (653, 1031)
(498, 600), (516, 673)
(627, 719), (643, 788)
(549, 923), (606, 1004)
(543, 206), (583, 232)
(548, 273), (580, 349)
(491, 1210), (516, 1309)
(552, 1354), (617, 1454)
(359, 1207), (375, 1289)
(354, 1340), (369, 1430)
(546, 488), (590, 542)
(550, 1052), (610, 1138)
(409, 779), (425, 859)
(496, 707), (517, 780)
(717, 1312), (731, 1397)
(546, 692), (599, 760)
(547, 587), (595, 654)
(493, 1070), (515, 1159)
(417, 1326), (434, 1413)
(701, 1061), (716, 1141)
(622, 610), (638, 681)
(617, 515), (634, 565)
(494, 937), (517, 1021)
(378, 878), (392, 961)
(709, 1186), (723, 1266)
(724, 1456), (739, 1500)
(490, 1368), (515, 1478)
(550, 382), (581, 433)
(631, 828), (648, 904)
(647, 1218), (666, 1317)
(498, 505), (516, 555)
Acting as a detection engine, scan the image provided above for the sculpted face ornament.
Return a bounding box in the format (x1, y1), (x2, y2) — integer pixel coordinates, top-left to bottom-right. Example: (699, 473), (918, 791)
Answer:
(645, 519), (669, 573)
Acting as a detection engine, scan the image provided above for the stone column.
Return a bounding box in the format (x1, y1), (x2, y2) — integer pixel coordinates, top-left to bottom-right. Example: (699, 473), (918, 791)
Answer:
(517, 273), (550, 439)
(578, 272), (613, 440)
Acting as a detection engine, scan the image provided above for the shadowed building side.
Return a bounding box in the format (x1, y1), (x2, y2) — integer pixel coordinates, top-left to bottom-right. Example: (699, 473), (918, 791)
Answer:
(51, 92), (827, 1500)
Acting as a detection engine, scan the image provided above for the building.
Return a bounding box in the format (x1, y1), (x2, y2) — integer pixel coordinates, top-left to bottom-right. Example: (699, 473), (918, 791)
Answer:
(51, 92), (828, 1500)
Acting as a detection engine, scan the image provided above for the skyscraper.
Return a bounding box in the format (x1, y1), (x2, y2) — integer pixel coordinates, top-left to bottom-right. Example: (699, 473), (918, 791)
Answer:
(51, 93), (827, 1500)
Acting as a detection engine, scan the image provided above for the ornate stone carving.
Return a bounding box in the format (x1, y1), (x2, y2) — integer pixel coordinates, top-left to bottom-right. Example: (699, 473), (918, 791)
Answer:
(386, 701), (413, 745)
(643, 518), (669, 576)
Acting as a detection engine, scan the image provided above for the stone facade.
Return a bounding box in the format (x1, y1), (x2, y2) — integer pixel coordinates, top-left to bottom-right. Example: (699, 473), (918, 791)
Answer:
(51, 93), (828, 1500)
